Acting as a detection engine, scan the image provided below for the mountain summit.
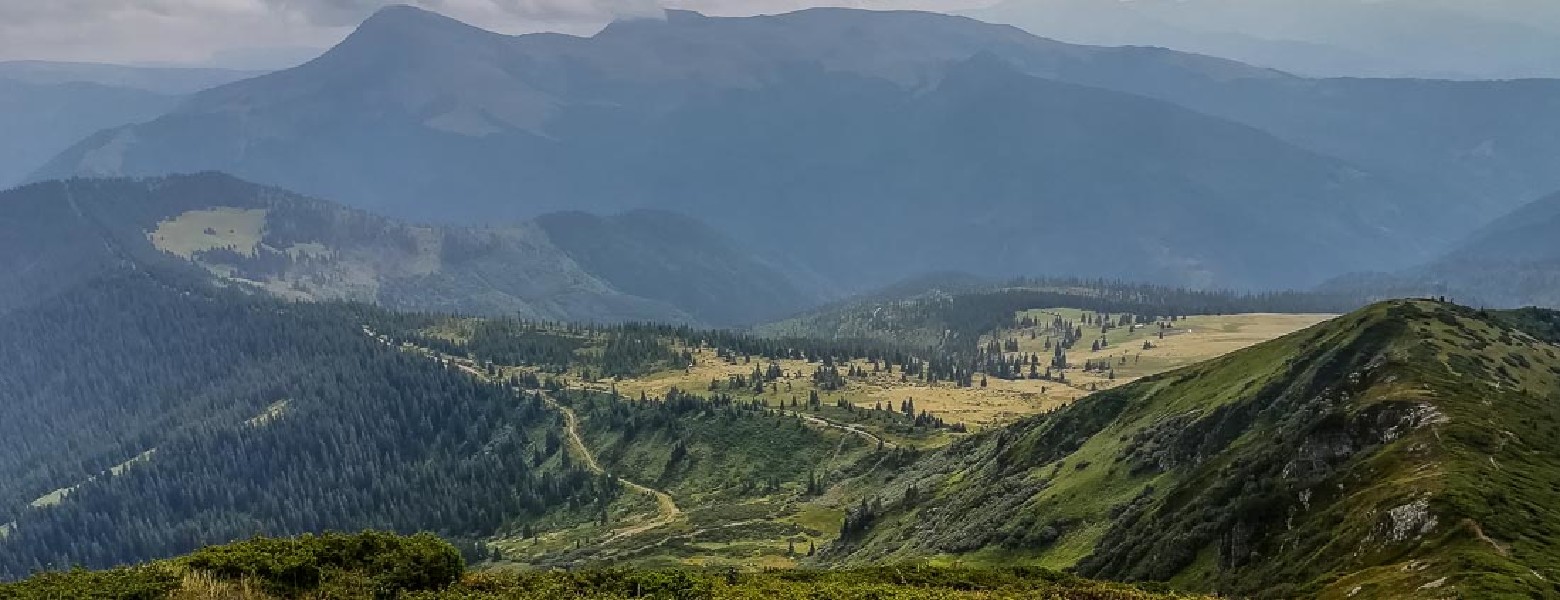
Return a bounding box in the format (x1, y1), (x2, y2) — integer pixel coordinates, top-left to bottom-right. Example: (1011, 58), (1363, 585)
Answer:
(329, 4), (510, 57)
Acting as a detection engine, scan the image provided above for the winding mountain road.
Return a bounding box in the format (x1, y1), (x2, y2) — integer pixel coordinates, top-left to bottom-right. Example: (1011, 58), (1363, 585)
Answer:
(364, 328), (683, 540)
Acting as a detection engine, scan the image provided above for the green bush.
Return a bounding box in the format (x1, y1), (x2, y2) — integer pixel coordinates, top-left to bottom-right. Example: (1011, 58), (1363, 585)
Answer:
(180, 531), (463, 598)
(1, 536), (1201, 600)
(0, 565), (180, 600)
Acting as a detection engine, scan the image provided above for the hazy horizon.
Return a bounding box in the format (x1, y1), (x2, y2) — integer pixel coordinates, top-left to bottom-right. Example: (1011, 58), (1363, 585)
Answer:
(0, 0), (992, 68)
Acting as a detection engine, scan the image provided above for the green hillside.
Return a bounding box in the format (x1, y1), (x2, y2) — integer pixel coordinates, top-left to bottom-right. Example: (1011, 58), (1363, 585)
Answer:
(362, 315), (952, 569)
(0, 174), (813, 325)
(0, 267), (869, 577)
(755, 279), (1360, 352)
(0, 531), (1205, 599)
(5, 243), (1556, 596)
(0, 270), (622, 578)
(829, 299), (1560, 598)
(535, 210), (819, 326)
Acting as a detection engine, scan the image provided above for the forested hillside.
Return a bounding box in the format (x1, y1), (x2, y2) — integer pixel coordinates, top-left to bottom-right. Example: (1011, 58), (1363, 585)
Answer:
(0, 270), (617, 578)
(364, 313), (943, 568)
(0, 174), (814, 325)
(756, 278), (1363, 352)
(535, 210), (820, 327)
(1, 209), (1548, 597)
(0, 264), (870, 577)
(3, 2), (1556, 598)
(831, 299), (1560, 598)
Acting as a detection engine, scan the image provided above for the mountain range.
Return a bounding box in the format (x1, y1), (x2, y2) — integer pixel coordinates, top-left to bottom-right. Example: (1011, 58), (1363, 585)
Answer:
(0, 61), (259, 94)
(967, 0), (1560, 80)
(0, 61), (259, 189)
(4, 6), (1560, 598)
(32, 5), (1560, 292)
(1322, 189), (1560, 308)
(0, 173), (814, 326)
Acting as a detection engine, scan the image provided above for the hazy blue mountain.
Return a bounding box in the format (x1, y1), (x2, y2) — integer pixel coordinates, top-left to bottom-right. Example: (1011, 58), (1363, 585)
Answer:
(0, 62), (259, 188)
(0, 80), (177, 187)
(952, 3), (1560, 215)
(1321, 189), (1560, 308)
(625, 53), (1445, 288)
(1447, 190), (1560, 265)
(535, 210), (818, 327)
(0, 61), (259, 94)
(0, 173), (814, 325)
(35, 5), (1557, 290)
(967, 0), (1560, 80)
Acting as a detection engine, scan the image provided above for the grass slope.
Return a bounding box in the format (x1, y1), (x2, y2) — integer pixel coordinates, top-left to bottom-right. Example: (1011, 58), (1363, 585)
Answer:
(831, 300), (1560, 599)
(0, 531), (1207, 599)
(374, 318), (951, 569)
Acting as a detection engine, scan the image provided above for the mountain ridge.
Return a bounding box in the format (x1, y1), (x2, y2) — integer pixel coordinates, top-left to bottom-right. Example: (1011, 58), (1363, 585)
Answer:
(965, 0), (1560, 80)
(1317, 188), (1560, 309)
(29, 7), (1476, 290)
(0, 173), (814, 326)
(829, 299), (1560, 598)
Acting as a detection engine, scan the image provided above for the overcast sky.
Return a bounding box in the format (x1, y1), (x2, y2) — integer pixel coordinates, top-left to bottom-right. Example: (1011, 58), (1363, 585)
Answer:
(0, 0), (991, 68)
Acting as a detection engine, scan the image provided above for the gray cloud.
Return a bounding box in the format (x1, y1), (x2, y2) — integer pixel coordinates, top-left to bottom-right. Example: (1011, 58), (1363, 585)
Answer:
(0, 0), (988, 67)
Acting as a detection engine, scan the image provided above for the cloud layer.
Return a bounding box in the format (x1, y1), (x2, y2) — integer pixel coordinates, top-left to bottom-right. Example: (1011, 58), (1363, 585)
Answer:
(0, 0), (987, 68)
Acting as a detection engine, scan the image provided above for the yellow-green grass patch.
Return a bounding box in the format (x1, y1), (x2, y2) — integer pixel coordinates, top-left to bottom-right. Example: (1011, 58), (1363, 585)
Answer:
(148, 208), (268, 259)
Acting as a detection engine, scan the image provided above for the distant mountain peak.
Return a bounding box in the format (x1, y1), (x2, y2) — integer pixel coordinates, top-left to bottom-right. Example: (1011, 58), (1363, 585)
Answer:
(362, 4), (450, 26)
(301, 3), (508, 72)
(340, 4), (497, 49)
(660, 9), (703, 22)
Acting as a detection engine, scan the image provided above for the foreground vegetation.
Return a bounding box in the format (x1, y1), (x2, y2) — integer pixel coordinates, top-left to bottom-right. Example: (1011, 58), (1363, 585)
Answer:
(0, 532), (1205, 599)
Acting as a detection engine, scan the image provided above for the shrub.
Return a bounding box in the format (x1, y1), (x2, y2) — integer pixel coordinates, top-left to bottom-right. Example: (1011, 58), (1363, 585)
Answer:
(180, 531), (463, 598)
(0, 565), (180, 600)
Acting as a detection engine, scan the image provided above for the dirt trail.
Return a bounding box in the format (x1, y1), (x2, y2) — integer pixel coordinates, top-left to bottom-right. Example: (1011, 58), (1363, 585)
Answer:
(600, 518), (765, 561)
(532, 388), (682, 542)
(796, 413), (894, 449)
(365, 328), (684, 541)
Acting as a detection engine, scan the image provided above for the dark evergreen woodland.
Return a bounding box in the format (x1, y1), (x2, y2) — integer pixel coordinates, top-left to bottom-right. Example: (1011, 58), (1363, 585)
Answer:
(0, 271), (612, 579)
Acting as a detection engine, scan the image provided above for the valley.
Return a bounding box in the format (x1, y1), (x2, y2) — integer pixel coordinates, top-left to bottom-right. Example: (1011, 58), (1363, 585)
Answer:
(544, 310), (1331, 429)
(4, 272), (1554, 598)
(2, 3), (1559, 599)
(347, 295), (1337, 573)
(354, 295), (1560, 598)
(372, 325), (887, 570)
